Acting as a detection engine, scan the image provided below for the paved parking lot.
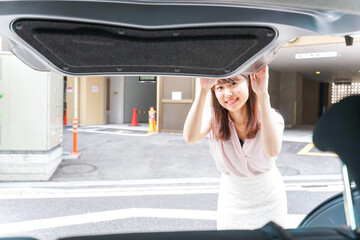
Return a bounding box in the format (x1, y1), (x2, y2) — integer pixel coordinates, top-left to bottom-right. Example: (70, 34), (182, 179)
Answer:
(52, 124), (341, 182)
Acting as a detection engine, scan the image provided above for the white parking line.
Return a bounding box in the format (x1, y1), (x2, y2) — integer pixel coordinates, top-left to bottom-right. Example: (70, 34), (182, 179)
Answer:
(67, 128), (156, 137)
(0, 208), (304, 235)
(0, 185), (220, 199)
(0, 177), (221, 188)
(283, 174), (342, 181)
(0, 175), (343, 188)
(0, 183), (343, 199)
(0, 175), (345, 199)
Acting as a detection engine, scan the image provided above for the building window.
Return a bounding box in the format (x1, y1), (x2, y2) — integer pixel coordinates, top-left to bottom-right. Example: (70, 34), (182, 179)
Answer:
(331, 82), (360, 104)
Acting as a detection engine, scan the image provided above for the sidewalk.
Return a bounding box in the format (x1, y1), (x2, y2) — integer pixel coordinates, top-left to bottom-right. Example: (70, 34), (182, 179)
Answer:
(67, 123), (314, 141)
(283, 125), (314, 143)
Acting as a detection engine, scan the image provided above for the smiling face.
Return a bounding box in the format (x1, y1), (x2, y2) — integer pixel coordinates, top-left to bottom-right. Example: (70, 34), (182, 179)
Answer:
(213, 75), (250, 112)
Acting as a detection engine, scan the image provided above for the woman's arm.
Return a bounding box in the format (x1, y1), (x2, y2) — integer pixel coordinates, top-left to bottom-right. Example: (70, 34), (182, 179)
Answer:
(183, 78), (216, 143)
(251, 66), (284, 157)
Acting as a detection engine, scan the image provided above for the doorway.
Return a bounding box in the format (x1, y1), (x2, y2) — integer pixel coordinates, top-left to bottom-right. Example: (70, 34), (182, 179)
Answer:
(107, 76), (157, 124)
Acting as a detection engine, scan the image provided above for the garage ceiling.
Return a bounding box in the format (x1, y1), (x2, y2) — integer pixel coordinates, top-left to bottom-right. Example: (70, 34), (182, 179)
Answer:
(269, 37), (360, 83)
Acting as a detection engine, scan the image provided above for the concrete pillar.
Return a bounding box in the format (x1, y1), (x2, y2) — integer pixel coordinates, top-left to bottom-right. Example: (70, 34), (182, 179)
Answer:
(279, 72), (303, 127)
(302, 78), (320, 124)
(268, 69), (281, 110)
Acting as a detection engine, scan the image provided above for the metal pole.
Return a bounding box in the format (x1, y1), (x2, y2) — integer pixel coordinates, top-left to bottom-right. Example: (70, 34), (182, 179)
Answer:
(342, 163), (357, 230)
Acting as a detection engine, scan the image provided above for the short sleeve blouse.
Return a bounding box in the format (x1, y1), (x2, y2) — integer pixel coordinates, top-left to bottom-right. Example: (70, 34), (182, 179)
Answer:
(208, 109), (284, 178)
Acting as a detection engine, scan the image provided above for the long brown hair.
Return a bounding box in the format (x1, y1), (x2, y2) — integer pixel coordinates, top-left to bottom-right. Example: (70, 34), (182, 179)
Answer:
(211, 75), (260, 141)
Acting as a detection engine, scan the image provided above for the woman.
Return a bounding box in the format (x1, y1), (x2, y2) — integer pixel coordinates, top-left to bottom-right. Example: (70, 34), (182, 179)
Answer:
(183, 65), (287, 230)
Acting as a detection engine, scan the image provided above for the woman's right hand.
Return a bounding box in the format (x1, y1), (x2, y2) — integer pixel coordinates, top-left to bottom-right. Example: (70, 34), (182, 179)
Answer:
(200, 78), (218, 91)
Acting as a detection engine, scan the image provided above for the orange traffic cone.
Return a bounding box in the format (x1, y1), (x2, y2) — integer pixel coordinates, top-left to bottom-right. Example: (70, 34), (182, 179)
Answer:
(148, 107), (157, 133)
(151, 118), (157, 132)
(130, 108), (139, 126)
(64, 109), (67, 126)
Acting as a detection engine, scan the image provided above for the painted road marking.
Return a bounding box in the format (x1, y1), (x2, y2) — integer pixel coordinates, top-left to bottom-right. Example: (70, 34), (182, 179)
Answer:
(0, 208), (305, 235)
(297, 142), (338, 157)
(0, 182), (344, 199)
(67, 127), (155, 137)
(0, 175), (345, 199)
(0, 177), (221, 188)
(0, 175), (343, 188)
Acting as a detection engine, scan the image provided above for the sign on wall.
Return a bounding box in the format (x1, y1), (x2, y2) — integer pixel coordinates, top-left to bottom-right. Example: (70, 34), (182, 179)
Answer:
(92, 86), (99, 93)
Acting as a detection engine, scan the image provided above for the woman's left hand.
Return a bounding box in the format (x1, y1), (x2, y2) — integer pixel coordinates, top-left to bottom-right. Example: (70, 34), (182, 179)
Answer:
(250, 65), (269, 98)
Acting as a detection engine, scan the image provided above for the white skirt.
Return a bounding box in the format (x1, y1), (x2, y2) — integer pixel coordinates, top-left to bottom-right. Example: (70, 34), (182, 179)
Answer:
(217, 167), (287, 230)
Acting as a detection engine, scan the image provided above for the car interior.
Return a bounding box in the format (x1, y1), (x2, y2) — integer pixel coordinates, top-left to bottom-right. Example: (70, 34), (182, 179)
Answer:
(0, 0), (360, 239)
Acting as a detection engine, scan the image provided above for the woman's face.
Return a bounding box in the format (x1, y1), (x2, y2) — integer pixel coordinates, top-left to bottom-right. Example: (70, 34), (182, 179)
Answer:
(213, 75), (249, 112)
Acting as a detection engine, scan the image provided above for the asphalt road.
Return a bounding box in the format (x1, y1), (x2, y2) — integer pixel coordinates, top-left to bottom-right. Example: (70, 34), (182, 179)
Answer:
(0, 179), (342, 239)
(0, 128), (345, 239)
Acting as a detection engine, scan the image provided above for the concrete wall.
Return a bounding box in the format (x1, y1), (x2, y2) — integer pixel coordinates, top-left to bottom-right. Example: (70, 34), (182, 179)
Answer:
(296, 73), (303, 125)
(66, 77), (79, 125)
(79, 77), (105, 125)
(109, 76), (125, 124)
(302, 78), (320, 124)
(279, 72), (303, 127)
(270, 71), (325, 126)
(66, 77), (105, 125)
(160, 77), (194, 132)
(269, 70), (281, 110)
(124, 76), (157, 123)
